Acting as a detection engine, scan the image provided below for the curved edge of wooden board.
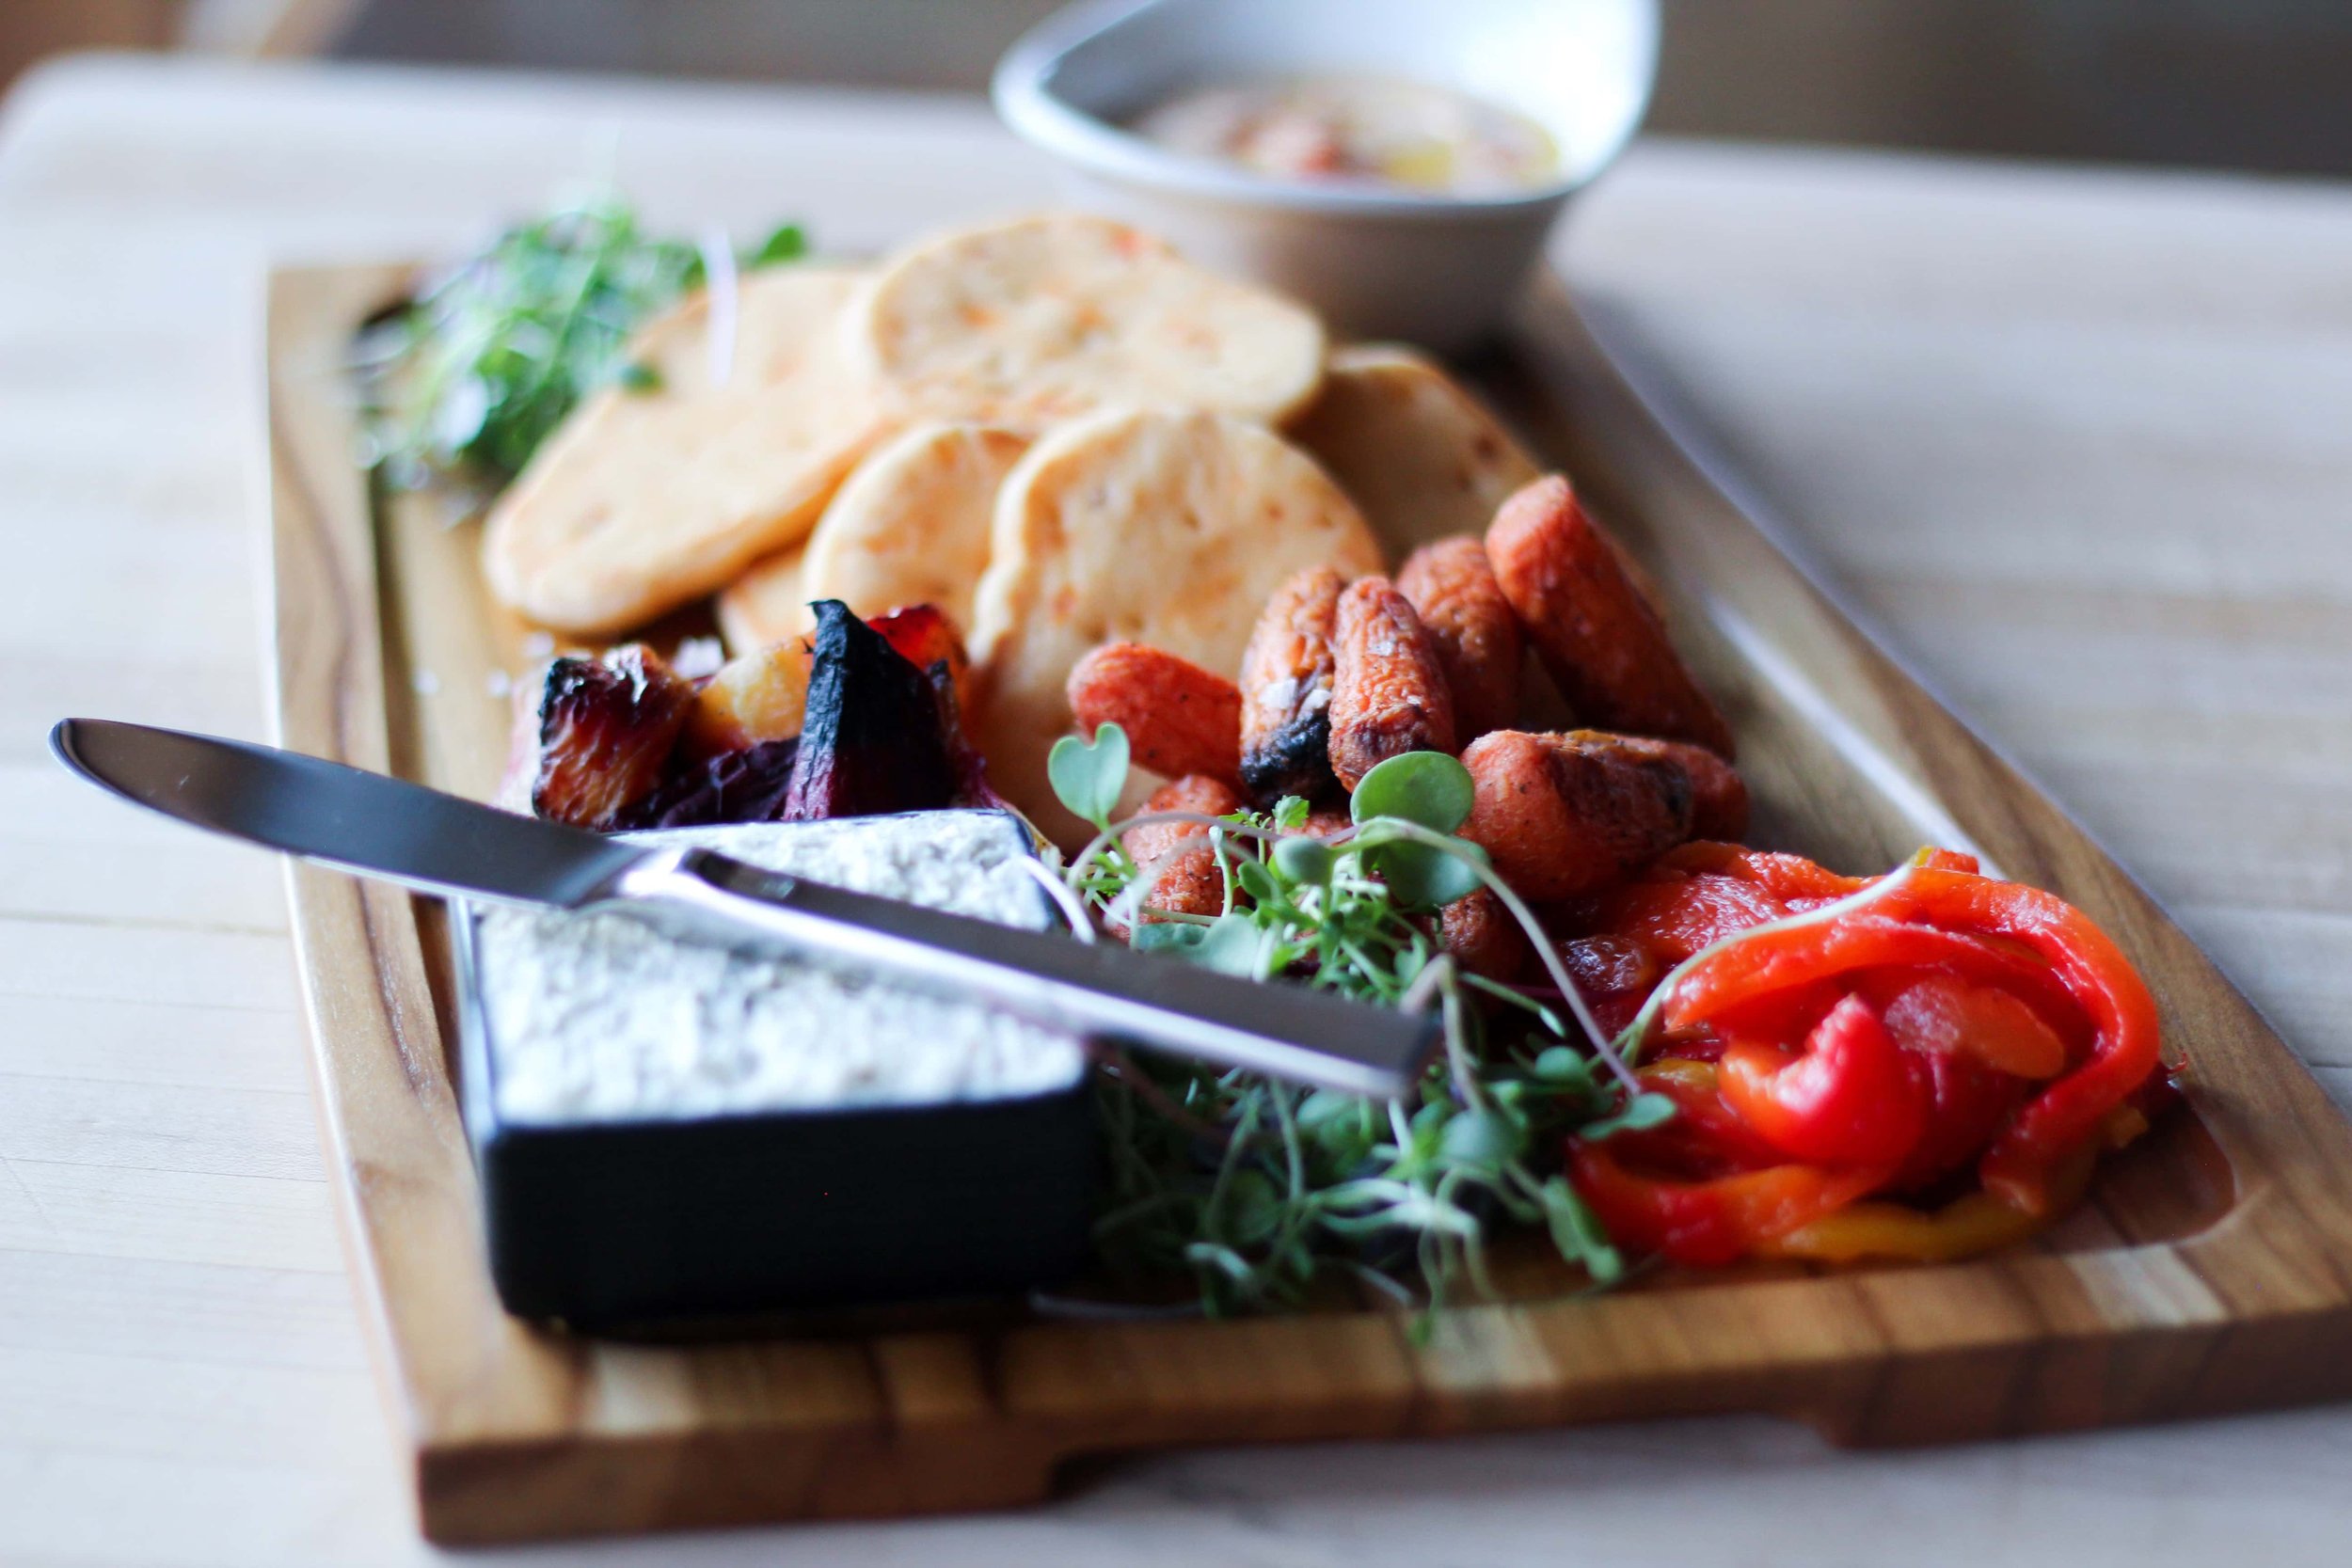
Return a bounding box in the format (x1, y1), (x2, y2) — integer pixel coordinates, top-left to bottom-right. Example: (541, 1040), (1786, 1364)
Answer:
(1492, 277), (2352, 1302)
(264, 264), (2352, 1545)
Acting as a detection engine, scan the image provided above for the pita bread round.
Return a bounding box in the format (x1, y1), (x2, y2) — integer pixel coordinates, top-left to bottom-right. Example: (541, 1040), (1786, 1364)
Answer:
(1288, 343), (1539, 556)
(850, 214), (1327, 430)
(968, 406), (1382, 843)
(483, 266), (891, 636)
(715, 543), (808, 656)
(801, 421), (1028, 635)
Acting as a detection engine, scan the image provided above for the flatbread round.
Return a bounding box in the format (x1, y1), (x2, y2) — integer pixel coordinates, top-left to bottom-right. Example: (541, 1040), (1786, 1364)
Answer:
(850, 214), (1327, 430)
(715, 543), (808, 656)
(483, 265), (892, 636)
(969, 407), (1382, 843)
(1287, 343), (1540, 556)
(802, 421), (1028, 635)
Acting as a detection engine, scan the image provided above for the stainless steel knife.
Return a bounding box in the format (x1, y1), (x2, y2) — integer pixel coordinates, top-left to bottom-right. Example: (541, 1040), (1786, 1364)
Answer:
(50, 718), (1438, 1099)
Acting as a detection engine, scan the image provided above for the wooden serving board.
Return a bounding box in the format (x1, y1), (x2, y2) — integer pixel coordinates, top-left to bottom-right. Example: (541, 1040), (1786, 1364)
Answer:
(265, 262), (2352, 1545)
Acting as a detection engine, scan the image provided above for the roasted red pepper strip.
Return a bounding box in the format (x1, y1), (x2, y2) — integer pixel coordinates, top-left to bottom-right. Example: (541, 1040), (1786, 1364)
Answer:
(1887, 1044), (2032, 1191)
(1717, 995), (1928, 1168)
(1877, 974), (2068, 1079)
(1728, 851), (1871, 903)
(1570, 847), (2161, 1263)
(1875, 870), (2163, 1214)
(1656, 842), (1865, 901)
(1605, 1060), (1788, 1177)
(1566, 1145), (1891, 1267)
(1592, 870), (1790, 965)
(1660, 841), (1979, 898)
(1663, 915), (2083, 1039)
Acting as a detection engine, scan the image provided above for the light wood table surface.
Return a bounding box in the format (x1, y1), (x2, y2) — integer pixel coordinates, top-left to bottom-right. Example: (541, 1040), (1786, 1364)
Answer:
(3, 54), (2348, 1568)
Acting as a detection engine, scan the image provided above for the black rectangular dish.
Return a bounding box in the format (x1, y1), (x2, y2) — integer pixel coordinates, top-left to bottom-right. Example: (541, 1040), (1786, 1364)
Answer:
(450, 811), (1098, 1333)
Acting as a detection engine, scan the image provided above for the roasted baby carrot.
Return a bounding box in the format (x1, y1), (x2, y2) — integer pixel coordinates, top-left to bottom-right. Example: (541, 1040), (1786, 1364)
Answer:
(1439, 888), (1531, 984)
(1328, 576), (1458, 791)
(1486, 475), (1735, 758)
(1067, 641), (1243, 786)
(1567, 731), (1749, 841)
(1397, 535), (1523, 741)
(1458, 729), (1697, 900)
(1124, 773), (1244, 865)
(1135, 843), (1227, 925)
(1237, 565), (1347, 804)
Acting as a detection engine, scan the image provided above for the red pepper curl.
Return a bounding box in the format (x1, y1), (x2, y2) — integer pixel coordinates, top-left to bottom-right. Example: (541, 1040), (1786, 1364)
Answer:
(1563, 847), (2165, 1265)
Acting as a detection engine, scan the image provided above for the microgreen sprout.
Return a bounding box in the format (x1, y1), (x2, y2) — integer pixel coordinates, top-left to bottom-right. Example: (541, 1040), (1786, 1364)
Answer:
(1054, 726), (1652, 1321)
(1047, 723), (1131, 832)
(359, 189), (811, 493)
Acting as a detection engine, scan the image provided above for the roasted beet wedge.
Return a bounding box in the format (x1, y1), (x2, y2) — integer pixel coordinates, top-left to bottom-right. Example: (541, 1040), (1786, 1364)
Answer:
(871, 602), (1007, 807)
(783, 600), (960, 820)
(521, 645), (695, 830)
(613, 737), (802, 830)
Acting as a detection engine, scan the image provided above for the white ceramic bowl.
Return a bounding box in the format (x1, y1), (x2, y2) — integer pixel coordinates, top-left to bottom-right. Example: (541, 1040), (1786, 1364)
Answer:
(993, 0), (1659, 350)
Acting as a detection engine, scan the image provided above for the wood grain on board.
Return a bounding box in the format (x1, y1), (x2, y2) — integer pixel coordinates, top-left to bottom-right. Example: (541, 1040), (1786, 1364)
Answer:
(266, 261), (2352, 1544)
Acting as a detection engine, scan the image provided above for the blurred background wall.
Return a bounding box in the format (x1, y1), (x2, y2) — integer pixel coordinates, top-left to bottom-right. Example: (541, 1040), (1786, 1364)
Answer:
(9, 0), (2352, 176)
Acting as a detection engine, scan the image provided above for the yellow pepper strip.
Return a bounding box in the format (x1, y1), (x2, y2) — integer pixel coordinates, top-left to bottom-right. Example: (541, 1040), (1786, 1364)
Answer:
(1759, 1167), (2083, 1264)
(1760, 1098), (2154, 1266)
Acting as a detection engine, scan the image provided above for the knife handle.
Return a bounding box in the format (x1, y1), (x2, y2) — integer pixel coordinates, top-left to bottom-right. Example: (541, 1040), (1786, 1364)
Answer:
(597, 846), (1438, 1101)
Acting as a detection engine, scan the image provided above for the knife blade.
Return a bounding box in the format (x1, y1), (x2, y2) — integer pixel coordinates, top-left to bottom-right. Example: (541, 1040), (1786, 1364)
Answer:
(51, 718), (1438, 1099)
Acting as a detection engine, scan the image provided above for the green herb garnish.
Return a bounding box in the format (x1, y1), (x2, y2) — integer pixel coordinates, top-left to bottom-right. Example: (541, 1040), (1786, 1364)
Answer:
(359, 190), (810, 492)
(746, 221), (810, 269)
(1049, 727), (1658, 1324)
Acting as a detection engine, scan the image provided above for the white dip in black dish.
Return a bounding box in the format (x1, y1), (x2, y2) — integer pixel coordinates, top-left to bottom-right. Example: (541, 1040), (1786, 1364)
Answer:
(455, 809), (1096, 1332)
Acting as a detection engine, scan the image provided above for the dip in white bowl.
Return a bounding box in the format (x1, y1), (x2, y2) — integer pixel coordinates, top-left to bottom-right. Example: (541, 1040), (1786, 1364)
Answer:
(994, 0), (1659, 347)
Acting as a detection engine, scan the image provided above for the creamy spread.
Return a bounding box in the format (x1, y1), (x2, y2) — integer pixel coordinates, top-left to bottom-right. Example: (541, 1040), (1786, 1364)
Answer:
(474, 812), (1086, 1125)
(1135, 76), (1559, 195)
